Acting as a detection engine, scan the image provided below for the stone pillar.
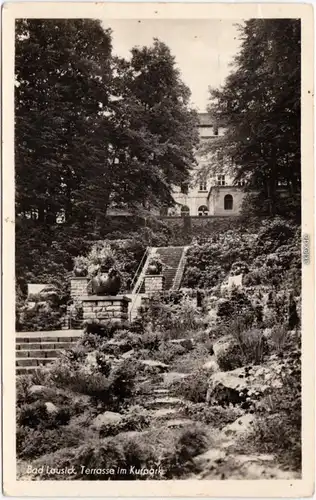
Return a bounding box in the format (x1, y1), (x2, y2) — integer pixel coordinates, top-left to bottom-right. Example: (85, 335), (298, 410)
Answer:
(70, 277), (89, 303)
(144, 275), (165, 293)
(81, 295), (131, 324)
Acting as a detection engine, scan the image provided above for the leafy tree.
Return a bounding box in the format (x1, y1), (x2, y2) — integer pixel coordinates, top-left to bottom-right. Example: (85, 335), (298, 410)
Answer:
(108, 39), (199, 212)
(15, 19), (114, 225)
(16, 24), (198, 225)
(202, 19), (301, 217)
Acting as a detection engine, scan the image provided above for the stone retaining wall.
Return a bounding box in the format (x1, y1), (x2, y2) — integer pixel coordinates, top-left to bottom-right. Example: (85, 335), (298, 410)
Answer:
(70, 277), (89, 303)
(144, 275), (165, 293)
(81, 295), (130, 323)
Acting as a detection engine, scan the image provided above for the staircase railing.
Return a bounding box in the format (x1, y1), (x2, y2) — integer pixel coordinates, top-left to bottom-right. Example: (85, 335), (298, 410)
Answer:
(129, 247), (156, 321)
(131, 247), (150, 294)
(172, 246), (189, 290)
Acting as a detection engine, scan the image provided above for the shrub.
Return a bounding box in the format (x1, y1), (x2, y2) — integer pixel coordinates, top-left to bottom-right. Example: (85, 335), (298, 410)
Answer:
(139, 295), (199, 339)
(158, 290), (185, 305)
(106, 360), (137, 409)
(175, 425), (210, 464)
(288, 292), (300, 330)
(255, 218), (296, 254)
(269, 323), (289, 352)
(17, 400), (71, 430)
(232, 328), (268, 365)
(17, 401), (48, 429)
(32, 435), (158, 480)
(17, 423), (92, 460)
(17, 383), (90, 417)
(83, 320), (127, 339)
(16, 305), (65, 332)
(170, 369), (209, 403)
(216, 343), (244, 371)
(252, 366), (301, 471)
(216, 320), (269, 371)
(171, 344), (210, 373)
(30, 420), (210, 480)
(16, 376), (34, 406)
(182, 402), (243, 428)
(217, 288), (256, 323)
(154, 342), (186, 364)
(230, 260), (249, 276)
(48, 356), (137, 410)
(141, 330), (161, 351)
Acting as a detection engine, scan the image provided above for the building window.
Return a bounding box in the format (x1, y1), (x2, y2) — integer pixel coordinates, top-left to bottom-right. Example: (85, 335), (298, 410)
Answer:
(181, 205), (190, 217)
(199, 179), (207, 191)
(217, 175), (226, 186)
(198, 205), (209, 216)
(180, 181), (189, 194)
(236, 180), (246, 187)
(224, 194), (233, 210)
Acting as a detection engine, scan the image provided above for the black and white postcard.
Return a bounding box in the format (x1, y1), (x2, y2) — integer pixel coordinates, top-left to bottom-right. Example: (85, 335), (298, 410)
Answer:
(2, 2), (315, 497)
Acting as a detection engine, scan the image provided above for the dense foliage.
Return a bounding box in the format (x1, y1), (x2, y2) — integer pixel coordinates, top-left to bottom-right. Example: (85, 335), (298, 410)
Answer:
(16, 20), (198, 224)
(182, 217), (300, 293)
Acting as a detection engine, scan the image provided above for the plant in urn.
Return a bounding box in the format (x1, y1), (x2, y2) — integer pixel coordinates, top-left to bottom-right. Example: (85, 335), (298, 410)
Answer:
(73, 256), (88, 277)
(147, 256), (163, 275)
(92, 266), (121, 296)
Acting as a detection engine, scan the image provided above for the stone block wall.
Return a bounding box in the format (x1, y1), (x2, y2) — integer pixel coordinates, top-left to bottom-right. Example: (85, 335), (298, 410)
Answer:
(70, 277), (89, 303)
(82, 295), (131, 323)
(144, 275), (165, 293)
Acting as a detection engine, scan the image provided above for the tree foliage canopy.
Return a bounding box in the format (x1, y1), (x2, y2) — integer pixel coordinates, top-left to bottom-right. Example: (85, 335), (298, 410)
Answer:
(202, 19), (301, 217)
(15, 20), (198, 226)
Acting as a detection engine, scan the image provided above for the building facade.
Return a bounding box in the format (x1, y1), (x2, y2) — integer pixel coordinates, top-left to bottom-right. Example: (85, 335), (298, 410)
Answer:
(167, 113), (245, 217)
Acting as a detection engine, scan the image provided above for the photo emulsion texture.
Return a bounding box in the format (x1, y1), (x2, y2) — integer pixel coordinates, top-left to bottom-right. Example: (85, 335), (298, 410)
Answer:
(15, 18), (301, 481)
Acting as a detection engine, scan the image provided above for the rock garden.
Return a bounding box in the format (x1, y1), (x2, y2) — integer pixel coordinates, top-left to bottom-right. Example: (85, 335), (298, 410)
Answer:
(16, 217), (301, 480)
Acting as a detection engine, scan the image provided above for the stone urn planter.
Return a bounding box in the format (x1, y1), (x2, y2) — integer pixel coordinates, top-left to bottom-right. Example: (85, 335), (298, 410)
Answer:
(73, 266), (88, 277)
(73, 256), (88, 277)
(91, 268), (121, 296)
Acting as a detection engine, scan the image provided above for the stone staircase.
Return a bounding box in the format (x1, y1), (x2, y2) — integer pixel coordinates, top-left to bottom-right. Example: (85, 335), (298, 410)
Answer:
(138, 246), (187, 293)
(16, 330), (82, 375)
(156, 246), (187, 291)
(129, 246), (188, 320)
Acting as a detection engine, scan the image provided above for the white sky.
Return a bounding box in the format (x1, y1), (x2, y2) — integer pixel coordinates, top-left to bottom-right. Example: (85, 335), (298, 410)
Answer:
(101, 19), (243, 112)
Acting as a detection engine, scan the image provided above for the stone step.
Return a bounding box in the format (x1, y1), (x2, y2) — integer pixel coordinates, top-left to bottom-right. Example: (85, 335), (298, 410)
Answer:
(151, 408), (178, 419)
(144, 397), (184, 410)
(16, 357), (57, 367)
(152, 388), (170, 395)
(16, 336), (81, 344)
(16, 342), (75, 350)
(16, 350), (60, 359)
(16, 366), (40, 375)
(164, 419), (195, 429)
